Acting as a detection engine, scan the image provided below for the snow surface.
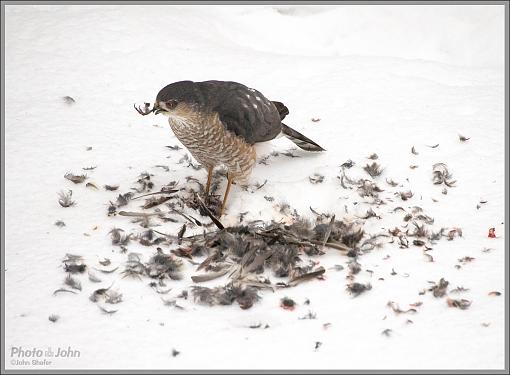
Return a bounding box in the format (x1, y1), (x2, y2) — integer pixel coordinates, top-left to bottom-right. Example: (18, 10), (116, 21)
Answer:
(3, 4), (506, 370)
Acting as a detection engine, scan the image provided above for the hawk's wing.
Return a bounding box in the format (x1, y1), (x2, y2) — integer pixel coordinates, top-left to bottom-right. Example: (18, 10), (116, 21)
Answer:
(197, 81), (283, 144)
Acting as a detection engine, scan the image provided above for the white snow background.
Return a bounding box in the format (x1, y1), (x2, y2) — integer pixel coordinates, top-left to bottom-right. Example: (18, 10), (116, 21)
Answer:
(3, 4), (506, 370)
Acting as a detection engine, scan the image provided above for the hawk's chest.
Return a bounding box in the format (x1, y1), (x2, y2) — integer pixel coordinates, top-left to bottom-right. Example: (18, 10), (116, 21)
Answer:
(166, 113), (256, 179)
(167, 114), (227, 164)
(168, 116), (214, 147)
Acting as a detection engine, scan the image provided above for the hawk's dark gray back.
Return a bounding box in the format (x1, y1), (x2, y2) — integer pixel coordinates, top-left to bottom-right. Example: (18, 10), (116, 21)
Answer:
(156, 80), (283, 144)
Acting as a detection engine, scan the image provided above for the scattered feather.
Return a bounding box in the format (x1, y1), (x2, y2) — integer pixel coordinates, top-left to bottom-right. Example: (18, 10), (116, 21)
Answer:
(298, 311), (317, 320)
(458, 134), (470, 142)
(357, 179), (384, 198)
(104, 289), (123, 304)
(381, 329), (392, 337)
(346, 283), (372, 297)
(447, 227), (463, 240)
(386, 178), (399, 187)
(48, 314), (60, 322)
(53, 288), (78, 296)
(115, 192), (134, 208)
(447, 298), (471, 310)
(161, 298), (184, 310)
(90, 286), (112, 302)
(450, 286), (469, 294)
(281, 149), (299, 158)
(64, 172), (87, 184)
(341, 159), (355, 169)
(64, 263), (86, 274)
(428, 278), (449, 298)
(387, 301), (417, 314)
(363, 162), (383, 178)
(99, 258), (111, 267)
(94, 266), (119, 274)
(62, 96), (75, 104)
(54, 220), (66, 227)
(146, 249), (183, 280)
(309, 173), (324, 184)
(58, 190), (75, 207)
(166, 145), (182, 150)
(409, 222), (428, 238)
(191, 284), (260, 309)
(458, 256), (475, 264)
(397, 190), (413, 201)
(109, 227), (131, 246)
(432, 163), (456, 187)
(64, 274), (82, 291)
(142, 196), (172, 209)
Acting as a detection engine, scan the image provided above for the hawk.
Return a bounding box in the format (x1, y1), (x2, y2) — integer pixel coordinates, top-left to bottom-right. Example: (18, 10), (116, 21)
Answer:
(135, 80), (324, 216)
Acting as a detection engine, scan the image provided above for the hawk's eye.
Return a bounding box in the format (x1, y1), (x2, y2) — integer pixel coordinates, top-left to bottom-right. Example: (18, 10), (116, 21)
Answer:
(166, 100), (178, 109)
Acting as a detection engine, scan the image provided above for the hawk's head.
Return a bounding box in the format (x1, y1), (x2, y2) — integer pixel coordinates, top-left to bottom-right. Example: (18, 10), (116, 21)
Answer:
(153, 80), (197, 117)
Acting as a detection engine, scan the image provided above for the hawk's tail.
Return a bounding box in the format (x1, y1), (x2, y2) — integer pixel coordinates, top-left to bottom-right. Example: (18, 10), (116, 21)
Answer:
(281, 123), (325, 152)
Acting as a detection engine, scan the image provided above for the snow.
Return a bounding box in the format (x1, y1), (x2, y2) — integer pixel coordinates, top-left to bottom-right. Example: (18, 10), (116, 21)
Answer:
(3, 4), (506, 370)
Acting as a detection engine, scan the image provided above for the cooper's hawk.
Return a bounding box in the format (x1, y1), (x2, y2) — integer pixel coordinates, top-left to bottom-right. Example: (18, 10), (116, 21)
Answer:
(135, 80), (324, 216)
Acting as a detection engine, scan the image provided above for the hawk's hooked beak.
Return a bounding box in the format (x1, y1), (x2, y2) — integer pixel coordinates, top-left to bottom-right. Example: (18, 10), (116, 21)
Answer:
(154, 104), (167, 115)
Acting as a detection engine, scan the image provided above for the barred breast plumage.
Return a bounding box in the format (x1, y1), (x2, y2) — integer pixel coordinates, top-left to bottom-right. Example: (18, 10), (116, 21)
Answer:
(167, 106), (256, 182)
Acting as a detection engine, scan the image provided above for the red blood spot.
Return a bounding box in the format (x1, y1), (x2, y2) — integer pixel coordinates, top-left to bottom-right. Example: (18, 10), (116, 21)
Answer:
(280, 304), (295, 311)
(488, 228), (496, 238)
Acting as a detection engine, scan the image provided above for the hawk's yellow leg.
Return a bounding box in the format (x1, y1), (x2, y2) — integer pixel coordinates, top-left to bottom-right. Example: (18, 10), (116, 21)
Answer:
(220, 174), (234, 217)
(205, 166), (213, 196)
